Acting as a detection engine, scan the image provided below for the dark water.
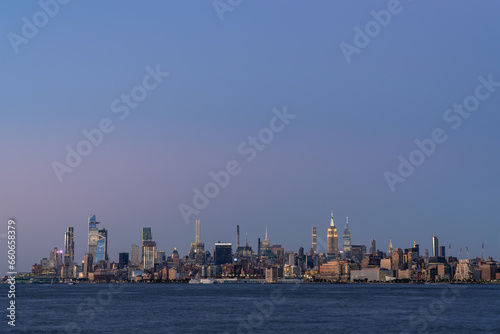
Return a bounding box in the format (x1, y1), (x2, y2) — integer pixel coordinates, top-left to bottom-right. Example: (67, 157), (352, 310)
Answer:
(1, 283), (499, 333)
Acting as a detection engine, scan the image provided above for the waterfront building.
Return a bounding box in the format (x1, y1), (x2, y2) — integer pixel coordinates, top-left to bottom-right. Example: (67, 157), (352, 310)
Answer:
(118, 252), (129, 269)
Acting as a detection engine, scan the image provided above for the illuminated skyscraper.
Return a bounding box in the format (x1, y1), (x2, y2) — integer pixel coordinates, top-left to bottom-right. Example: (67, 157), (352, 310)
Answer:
(343, 217), (351, 259)
(432, 236), (439, 257)
(327, 210), (338, 259)
(95, 228), (108, 263)
(64, 227), (74, 265)
(388, 238), (393, 256)
(312, 227), (317, 254)
(88, 214), (100, 259)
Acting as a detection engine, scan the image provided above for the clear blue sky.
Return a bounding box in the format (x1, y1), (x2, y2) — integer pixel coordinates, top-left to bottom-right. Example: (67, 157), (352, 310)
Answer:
(1, 0), (499, 272)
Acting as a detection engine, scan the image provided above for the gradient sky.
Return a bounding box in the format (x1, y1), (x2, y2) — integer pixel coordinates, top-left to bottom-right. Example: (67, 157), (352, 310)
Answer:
(1, 1), (500, 273)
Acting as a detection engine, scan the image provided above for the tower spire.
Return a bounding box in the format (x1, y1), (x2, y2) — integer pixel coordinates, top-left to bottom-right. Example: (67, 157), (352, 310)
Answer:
(265, 227), (268, 240)
(330, 209), (335, 226)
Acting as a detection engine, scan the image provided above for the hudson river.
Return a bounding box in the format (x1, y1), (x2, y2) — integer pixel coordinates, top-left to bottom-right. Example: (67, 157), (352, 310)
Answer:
(2, 283), (499, 333)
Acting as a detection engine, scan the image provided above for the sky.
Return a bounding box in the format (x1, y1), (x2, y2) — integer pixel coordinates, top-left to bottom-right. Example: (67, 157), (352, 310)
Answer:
(1, 0), (499, 273)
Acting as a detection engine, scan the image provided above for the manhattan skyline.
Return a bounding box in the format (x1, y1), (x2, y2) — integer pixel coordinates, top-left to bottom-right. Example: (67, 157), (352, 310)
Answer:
(2, 1), (500, 274)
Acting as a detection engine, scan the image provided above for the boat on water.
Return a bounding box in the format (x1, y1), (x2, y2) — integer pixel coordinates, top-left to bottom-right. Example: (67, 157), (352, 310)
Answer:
(188, 278), (216, 284)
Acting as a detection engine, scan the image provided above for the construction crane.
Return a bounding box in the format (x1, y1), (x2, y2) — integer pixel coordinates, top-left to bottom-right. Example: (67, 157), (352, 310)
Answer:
(448, 243), (452, 259)
(466, 247), (470, 260)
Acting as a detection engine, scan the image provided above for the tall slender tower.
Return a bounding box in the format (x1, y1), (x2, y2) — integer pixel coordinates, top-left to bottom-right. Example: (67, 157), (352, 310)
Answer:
(64, 227), (74, 265)
(312, 227), (317, 254)
(432, 236), (439, 257)
(236, 225), (240, 249)
(196, 219), (201, 245)
(388, 238), (393, 256)
(327, 210), (338, 258)
(343, 217), (351, 259)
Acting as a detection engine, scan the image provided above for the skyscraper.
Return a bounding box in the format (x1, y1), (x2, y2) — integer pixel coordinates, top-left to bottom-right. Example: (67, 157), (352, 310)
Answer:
(432, 236), (439, 257)
(95, 228), (108, 263)
(259, 228), (271, 259)
(142, 227), (152, 244)
(64, 227), (74, 265)
(88, 214), (100, 259)
(312, 227), (317, 254)
(327, 210), (338, 259)
(142, 227), (157, 269)
(370, 239), (376, 255)
(440, 246), (446, 258)
(83, 253), (94, 277)
(388, 238), (393, 256)
(343, 217), (351, 259)
(131, 243), (140, 266)
(196, 219), (201, 245)
(194, 220), (205, 264)
(143, 245), (156, 270)
(214, 242), (233, 265)
(236, 225), (240, 249)
(118, 252), (129, 269)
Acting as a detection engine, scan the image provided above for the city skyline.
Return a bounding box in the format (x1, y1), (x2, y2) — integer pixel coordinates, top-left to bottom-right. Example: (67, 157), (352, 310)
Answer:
(27, 211), (497, 272)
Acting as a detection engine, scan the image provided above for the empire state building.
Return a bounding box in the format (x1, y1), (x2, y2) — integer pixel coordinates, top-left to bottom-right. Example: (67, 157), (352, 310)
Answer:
(327, 210), (338, 259)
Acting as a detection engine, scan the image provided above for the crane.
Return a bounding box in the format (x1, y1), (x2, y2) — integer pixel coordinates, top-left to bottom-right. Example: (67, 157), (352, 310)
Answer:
(466, 247), (470, 260)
